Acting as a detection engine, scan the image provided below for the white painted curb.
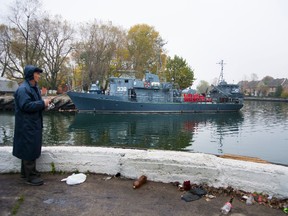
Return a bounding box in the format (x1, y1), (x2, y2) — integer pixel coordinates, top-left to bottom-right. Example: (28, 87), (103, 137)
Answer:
(1, 146), (287, 198)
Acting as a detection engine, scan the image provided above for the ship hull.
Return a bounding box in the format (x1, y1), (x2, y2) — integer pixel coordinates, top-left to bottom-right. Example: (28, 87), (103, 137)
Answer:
(67, 92), (243, 113)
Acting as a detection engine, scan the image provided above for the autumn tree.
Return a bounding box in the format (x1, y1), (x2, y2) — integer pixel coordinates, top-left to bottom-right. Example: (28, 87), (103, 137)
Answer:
(281, 89), (288, 98)
(74, 20), (126, 90)
(165, 55), (194, 89)
(127, 24), (166, 78)
(196, 80), (210, 94)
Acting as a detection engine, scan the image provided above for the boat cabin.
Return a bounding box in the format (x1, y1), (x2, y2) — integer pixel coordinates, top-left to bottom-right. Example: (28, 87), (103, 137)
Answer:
(209, 81), (243, 103)
(107, 72), (179, 103)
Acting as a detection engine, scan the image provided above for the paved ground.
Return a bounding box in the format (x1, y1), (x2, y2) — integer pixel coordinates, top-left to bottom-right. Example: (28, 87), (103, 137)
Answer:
(0, 173), (286, 216)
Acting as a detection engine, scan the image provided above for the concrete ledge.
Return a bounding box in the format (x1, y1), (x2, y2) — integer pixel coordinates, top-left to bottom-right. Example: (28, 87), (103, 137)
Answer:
(1, 146), (288, 198)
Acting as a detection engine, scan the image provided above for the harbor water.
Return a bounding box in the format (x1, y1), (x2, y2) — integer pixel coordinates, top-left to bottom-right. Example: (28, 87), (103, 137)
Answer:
(1, 100), (287, 165)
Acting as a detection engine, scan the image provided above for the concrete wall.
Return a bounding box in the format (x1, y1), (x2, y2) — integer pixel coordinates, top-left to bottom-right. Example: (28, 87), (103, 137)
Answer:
(1, 146), (288, 198)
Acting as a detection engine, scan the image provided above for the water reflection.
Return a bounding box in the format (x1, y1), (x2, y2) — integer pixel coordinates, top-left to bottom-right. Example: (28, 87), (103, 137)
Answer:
(43, 112), (76, 146)
(2, 101), (288, 165)
(68, 112), (244, 150)
(0, 112), (14, 145)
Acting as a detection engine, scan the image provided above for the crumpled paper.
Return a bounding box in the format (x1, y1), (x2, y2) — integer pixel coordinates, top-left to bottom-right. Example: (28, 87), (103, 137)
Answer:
(61, 173), (87, 185)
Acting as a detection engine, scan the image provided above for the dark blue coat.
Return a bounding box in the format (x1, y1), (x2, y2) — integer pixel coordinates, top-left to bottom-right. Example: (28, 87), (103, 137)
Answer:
(13, 66), (45, 160)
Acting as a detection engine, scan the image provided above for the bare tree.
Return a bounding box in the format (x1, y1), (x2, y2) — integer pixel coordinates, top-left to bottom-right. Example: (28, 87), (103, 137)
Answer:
(0, 24), (10, 77)
(3, 0), (44, 78)
(39, 15), (74, 90)
(250, 73), (258, 81)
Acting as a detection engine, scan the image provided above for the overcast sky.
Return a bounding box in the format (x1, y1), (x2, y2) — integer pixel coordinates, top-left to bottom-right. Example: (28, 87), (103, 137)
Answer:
(1, 0), (288, 86)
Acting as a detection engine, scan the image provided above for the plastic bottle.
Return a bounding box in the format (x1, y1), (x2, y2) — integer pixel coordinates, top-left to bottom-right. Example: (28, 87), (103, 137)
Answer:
(133, 175), (147, 189)
(246, 194), (254, 205)
(220, 197), (233, 215)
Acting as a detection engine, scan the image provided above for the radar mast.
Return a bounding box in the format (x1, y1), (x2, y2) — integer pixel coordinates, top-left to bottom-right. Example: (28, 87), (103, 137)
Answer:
(217, 60), (226, 84)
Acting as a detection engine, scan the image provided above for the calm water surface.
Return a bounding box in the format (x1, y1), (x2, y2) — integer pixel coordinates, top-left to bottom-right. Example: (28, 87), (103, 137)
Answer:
(1, 101), (287, 165)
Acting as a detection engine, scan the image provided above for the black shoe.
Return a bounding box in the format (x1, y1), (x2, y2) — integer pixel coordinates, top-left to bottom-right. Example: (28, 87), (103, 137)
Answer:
(21, 170), (41, 179)
(25, 177), (44, 186)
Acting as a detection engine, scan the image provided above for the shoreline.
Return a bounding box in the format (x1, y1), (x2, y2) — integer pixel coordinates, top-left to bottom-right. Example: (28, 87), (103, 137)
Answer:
(244, 96), (288, 102)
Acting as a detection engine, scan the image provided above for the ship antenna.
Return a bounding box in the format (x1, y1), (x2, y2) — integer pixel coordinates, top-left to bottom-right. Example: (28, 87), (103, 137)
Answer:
(217, 60), (226, 84)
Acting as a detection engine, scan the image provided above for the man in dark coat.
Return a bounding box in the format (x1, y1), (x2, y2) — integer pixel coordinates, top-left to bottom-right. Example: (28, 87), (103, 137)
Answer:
(13, 65), (51, 186)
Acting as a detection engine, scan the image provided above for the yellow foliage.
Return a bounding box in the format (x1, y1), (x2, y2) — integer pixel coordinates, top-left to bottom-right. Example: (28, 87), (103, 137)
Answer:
(72, 66), (83, 87)
(281, 89), (288, 98)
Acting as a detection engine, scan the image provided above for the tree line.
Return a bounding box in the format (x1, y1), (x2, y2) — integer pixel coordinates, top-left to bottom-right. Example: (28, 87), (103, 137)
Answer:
(0, 0), (194, 92)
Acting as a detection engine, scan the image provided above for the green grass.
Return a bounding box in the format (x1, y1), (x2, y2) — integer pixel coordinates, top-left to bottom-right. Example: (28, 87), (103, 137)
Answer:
(51, 162), (56, 174)
(11, 195), (24, 215)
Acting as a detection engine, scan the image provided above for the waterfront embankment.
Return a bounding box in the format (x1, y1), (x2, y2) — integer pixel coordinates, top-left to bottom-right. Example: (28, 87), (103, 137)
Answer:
(0, 95), (75, 111)
(1, 146), (288, 199)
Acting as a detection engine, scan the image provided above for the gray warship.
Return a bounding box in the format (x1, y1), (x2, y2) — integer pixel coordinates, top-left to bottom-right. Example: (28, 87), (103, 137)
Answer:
(67, 70), (244, 113)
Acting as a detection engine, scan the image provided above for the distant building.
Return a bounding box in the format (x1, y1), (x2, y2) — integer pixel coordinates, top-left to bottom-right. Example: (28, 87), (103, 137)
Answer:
(266, 78), (288, 95)
(0, 77), (18, 95)
(239, 78), (288, 97)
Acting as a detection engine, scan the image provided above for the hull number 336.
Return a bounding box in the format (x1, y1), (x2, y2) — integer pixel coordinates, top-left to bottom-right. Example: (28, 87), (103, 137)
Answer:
(117, 87), (127, 92)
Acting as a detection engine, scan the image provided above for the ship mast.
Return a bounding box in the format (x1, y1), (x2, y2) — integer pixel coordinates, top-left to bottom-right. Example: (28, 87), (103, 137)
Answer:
(217, 60), (226, 84)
